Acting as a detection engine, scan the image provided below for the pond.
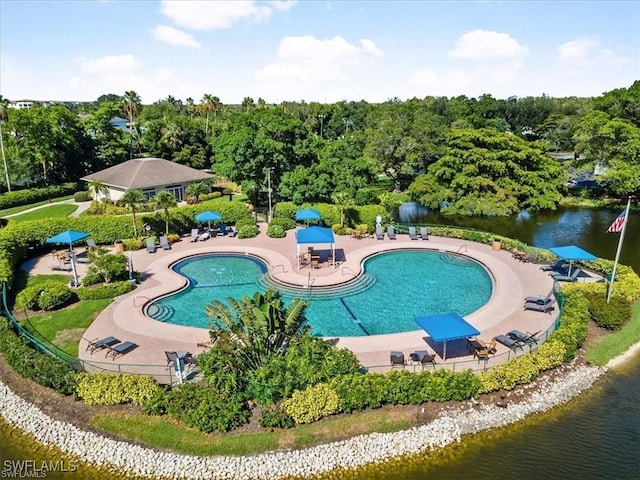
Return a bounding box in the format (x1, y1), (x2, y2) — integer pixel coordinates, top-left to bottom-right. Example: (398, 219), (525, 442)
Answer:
(394, 203), (640, 273)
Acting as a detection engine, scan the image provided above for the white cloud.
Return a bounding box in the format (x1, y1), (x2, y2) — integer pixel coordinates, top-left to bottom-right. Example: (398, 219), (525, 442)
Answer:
(160, 0), (294, 31)
(360, 39), (384, 58)
(74, 54), (142, 74)
(149, 25), (202, 48)
(450, 30), (528, 61)
(557, 37), (626, 67)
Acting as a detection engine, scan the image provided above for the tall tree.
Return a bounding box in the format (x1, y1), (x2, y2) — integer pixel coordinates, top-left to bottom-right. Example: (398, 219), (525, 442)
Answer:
(88, 179), (107, 202)
(121, 189), (145, 237)
(153, 190), (178, 234)
(123, 91), (141, 159)
(0, 98), (10, 191)
(201, 94), (220, 135)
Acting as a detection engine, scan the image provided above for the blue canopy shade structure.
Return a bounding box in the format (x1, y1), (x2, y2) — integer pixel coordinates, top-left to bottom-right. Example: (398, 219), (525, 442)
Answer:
(295, 208), (321, 224)
(415, 312), (480, 360)
(296, 226), (335, 269)
(46, 230), (90, 287)
(549, 245), (597, 275)
(195, 211), (222, 230)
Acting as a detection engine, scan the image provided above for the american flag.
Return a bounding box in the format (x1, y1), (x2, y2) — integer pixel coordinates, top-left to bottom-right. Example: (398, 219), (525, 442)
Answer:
(607, 211), (626, 233)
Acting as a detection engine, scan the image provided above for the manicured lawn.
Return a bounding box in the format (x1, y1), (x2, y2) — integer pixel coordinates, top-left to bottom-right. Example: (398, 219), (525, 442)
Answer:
(91, 406), (414, 456)
(585, 300), (640, 366)
(0, 196), (74, 217)
(9, 204), (78, 222)
(20, 299), (111, 356)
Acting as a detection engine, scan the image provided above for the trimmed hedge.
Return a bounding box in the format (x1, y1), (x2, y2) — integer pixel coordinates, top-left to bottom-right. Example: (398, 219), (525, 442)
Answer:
(283, 383), (340, 424)
(0, 183), (78, 210)
(14, 281), (74, 311)
(75, 281), (134, 300)
(75, 372), (160, 406)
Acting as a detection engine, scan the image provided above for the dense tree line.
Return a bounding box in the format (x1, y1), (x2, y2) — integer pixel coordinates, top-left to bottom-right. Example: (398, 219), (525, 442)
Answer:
(0, 81), (638, 214)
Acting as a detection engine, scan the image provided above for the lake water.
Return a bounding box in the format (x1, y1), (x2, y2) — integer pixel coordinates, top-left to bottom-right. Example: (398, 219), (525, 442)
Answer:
(1, 205), (639, 478)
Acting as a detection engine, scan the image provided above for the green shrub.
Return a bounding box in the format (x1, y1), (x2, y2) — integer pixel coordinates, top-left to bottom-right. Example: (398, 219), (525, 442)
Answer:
(76, 281), (134, 300)
(237, 224), (259, 239)
(84, 252), (128, 285)
(74, 191), (89, 202)
(266, 224), (285, 238)
(143, 386), (171, 415)
(0, 183), (78, 210)
(75, 373), (160, 406)
(165, 383), (250, 433)
(284, 383), (339, 424)
(354, 187), (384, 206)
(584, 293), (630, 330)
(269, 217), (297, 230)
(259, 404), (295, 430)
(14, 281), (74, 311)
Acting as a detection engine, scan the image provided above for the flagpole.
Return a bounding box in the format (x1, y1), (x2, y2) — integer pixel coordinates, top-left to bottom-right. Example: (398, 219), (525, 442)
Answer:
(607, 197), (631, 303)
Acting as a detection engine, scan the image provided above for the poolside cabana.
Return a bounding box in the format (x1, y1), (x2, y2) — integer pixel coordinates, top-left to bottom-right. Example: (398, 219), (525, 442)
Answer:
(548, 245), (597, 276)
(296, 226), (335, 269)
(415, 312), (480, 360)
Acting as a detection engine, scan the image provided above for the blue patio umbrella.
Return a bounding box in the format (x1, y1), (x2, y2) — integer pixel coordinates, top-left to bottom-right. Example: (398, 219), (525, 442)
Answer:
(415, 312), (480, 360)
(295, 208), (321, 225)
(549, 245), (597, 275)
(195, 210), (222, 230)
(46, 230), (90, 287)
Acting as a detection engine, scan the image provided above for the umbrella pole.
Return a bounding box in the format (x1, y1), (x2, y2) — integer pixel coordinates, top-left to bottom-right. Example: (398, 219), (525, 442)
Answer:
(443, 341), (447, 361)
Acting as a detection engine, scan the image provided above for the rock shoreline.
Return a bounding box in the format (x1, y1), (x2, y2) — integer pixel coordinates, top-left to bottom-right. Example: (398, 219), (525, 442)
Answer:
(0, 363), (606, 480)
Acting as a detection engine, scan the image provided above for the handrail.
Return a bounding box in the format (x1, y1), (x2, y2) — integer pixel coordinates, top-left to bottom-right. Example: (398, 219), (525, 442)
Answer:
(307, 273), (315, 294)
(272, 264), (285, 274)
(457, 244), (468, 253)
(341, 266), (357, 276)
(134, 295), (150, 308)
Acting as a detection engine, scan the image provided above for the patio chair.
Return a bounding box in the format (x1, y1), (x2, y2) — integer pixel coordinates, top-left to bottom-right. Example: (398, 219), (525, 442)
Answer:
(387, 225), (397, 240)
(86, 238), (97, 252)
(420, 226), (429, 240)
(524, 290), (554, 305)
(159, 235), (171, 250)
(105, 341), (138, 360)
(198, 231), (210, 241)
(218, 223), (227, 236)
(408, 226), (418, 240)
(524, 297), (556, 313)
(508, 330), (541, 346)
(165, 351), (179, 366)
(375, 225), (384, 240)
(474, 345), (491, 361)
(146, 238), (156, 253)
(86, 336), (120, 354)
(540, 259), (566, 272)
(390, 351), (405, 369)
(409, 350), (436, 369)
(494, 335), (522, 350)
(227, 227), (237, 238)
(51, 264), (73, 272)
(189, 228), (199, 242)
(551, 268), (581, 283)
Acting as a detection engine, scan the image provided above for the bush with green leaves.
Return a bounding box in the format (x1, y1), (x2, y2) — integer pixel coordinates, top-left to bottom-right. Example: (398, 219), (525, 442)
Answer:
(266, 224), (285, 238)
(75, 281), (134, 300)
(283, 383), (339, 424)
(75, 373), (160, 406)
(584, 293), (630, 330)
(237, 223), (259, 239)
(549, 288), (590, 362)
(14, 281), (74, 311)
(259, 404), (295, 430)
(74, 191), (89, 202)
(83, 252), (128, 285)
(0, 183), (78, 210)
(0, 318), (75, 395)
(165, 383), (250, 433)
(269, 217), (297, 230)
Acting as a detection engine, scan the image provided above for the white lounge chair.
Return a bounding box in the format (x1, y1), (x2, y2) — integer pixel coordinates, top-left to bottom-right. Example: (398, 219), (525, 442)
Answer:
(189, 228), (199, 242)
(198, 231), (210, 241)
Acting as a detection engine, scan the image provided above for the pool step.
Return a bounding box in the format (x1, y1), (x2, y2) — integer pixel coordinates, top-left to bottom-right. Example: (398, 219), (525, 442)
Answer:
(146, 303), (176, 322)
(257, 273), (377, 300)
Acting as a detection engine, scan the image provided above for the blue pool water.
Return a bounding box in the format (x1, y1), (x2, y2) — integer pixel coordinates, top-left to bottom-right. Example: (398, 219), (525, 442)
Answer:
(148, 250), (493, 337)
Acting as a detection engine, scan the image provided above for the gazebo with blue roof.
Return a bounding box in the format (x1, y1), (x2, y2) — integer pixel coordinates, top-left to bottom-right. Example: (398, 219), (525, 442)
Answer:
(296, 226), (335, 269)
(414, 312), (480, 360)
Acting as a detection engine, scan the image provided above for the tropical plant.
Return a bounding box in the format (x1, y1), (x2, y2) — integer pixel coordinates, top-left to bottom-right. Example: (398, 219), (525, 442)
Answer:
(123, 90), (141, 159)
(152, 190), (178, 234)
(88, 179), (107, 202)
(121, 189), (145, 237)
(186, 181), (209, 204)
(331, 191), (355, 227)
(204, 289), (310, 374)
(0, 97), (10, 192)
(201, 94), (220, 135)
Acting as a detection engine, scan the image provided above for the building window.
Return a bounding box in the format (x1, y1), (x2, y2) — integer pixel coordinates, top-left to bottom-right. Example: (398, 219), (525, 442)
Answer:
(142, 188), (156, 201)
(165, 185), (184, 201)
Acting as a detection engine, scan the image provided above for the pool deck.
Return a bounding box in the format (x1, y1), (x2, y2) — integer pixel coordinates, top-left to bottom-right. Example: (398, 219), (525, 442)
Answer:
(21, 225), (602, 378)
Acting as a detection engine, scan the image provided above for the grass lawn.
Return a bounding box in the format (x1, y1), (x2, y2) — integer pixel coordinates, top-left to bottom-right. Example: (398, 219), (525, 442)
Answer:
(9, 204), (78, 222)
(20, 298), (111, 356)
(91, 406), (414, 456)
(585, 300), (640, 366)
(0, 196), (74, 217)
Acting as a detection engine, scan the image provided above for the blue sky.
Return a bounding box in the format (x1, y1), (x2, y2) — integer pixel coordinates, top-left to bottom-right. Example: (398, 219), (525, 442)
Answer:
(1, 1), (638, 104)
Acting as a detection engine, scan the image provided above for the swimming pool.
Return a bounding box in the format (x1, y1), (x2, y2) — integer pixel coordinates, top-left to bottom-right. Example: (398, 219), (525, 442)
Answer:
(146, 250), (493, 337)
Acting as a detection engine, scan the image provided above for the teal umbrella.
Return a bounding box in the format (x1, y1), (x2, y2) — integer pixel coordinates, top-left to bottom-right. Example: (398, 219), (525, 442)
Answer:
(195, 211), (222, 230)
(46, 230), (90, 287)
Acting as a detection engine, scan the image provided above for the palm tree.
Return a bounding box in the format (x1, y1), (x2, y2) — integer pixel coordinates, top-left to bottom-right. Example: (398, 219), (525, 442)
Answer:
(88, 179), (107, 202)
(331, 191), (355, 227)
(205, 288), (309, 373)
(201, 94), (220, 136)
(242, 97), (255, 113)
(0, 98), (10, 192)
(121, 189), (145, 237)
(186, 181), (209, 204)
(153, 190), (178, 234)
(123, 91), (141, 159)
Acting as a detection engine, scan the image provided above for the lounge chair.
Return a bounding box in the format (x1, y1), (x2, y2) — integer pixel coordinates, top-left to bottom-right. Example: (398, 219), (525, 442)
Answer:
(146, 238), (156, 253)
(474, 345), (491, 361)
(390, 351), (405, 369)
(409, 350), (436, 368)
(420, 226), (429, 240)
(165, 351), (179, 366)
(508, 330), (541, 346)
(551, 268), (581, 283)
(375, 225), (384, 240)
(227, 227), (237, 238)
(105, 341), (138, 360)
(494, 335), (522, 350)
(189, 228), (199, 242)
(218, 223), (227, 236)
(540, 259), (566, 272)
(86, 336), (120, 354)
(408, 226), (418, 240)
(86, 239), (97, 252)
(198, 231), (210, 241)
(51, 264), (73, 272)
(159, 235), (171, 250)
(387, 225), (396, 240)
(524, 290), (554, 305)
(524, 297), (556, 313)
